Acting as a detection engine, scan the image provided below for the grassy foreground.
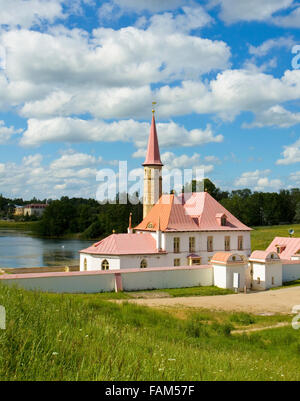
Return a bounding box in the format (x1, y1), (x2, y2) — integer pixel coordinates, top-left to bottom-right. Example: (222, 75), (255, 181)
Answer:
(0, 284), (299, 381)
(251, 224), (300, 251)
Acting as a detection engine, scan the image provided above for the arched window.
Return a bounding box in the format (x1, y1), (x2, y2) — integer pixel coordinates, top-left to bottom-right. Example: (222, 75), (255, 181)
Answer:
(84, 258), (87, 271)
(101, 259), (109, 271)
(140, 259), (147, 269)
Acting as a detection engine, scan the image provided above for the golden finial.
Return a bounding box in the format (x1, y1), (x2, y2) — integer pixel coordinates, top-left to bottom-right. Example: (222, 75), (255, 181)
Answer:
(152, 101), (157, 114)
(112, 229), (115, 234)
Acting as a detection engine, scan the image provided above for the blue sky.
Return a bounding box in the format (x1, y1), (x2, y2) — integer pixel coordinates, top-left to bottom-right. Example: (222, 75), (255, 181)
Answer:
(0, 0), (300, 200)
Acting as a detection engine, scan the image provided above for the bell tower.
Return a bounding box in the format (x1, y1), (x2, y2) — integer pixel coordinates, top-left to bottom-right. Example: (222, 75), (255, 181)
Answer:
(142, 107), (163, 219)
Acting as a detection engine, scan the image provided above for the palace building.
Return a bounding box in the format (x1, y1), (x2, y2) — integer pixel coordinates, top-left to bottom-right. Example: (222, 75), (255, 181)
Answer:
(79, 112), (252, 272)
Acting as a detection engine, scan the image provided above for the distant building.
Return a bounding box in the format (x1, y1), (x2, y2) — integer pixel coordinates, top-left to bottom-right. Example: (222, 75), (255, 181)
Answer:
(23, 204), (48, 217)
(14, 206), (24, 216)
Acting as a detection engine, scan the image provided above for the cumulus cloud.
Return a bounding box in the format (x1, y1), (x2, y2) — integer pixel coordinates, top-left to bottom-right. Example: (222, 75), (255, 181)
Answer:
(161, 151), (214, 173)
(50, 152), (101, 169)
(272, 5), (300, 28)
(99, 0), (185, 18)
(0, 150), (103, 199)
(277, 138), (300, 165)
(20, 117), (223, 149)
(244, 105), (300, 128)
(0, 120), (22, 143)
(0, 11), (230, 120)
(234, 169), (282, 191)
(249, 36), (295, 57)
(0, 0), (64, 28)
(210, 0), (293, 24)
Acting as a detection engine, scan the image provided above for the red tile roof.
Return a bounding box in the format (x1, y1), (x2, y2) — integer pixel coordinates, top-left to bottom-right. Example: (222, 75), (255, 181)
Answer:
(135, 192), (251, 232)
(80, 233), (165, 255)
(265, 237), (300, 260)
(143, 113), (163, 166)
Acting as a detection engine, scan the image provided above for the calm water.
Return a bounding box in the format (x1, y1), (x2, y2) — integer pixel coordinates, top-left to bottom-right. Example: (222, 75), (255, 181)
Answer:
(0, 230), (93, 268)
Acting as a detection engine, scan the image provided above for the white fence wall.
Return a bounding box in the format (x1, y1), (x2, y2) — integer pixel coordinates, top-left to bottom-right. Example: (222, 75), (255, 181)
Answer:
(0, 266), (213, 294)
(282, 263), (300, 282)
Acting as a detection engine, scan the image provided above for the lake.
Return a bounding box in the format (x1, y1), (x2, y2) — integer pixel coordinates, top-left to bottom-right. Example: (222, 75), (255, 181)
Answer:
(0, 230), (93, 269)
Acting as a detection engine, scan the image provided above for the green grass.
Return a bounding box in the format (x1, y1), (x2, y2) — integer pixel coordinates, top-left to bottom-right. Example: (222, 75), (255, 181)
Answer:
(119, 286), (234, 299)
(0, 221), (38, 231)
(251, 224), (300, 251)
(270, 279), (300, 291)
(0, 284), (299, 381)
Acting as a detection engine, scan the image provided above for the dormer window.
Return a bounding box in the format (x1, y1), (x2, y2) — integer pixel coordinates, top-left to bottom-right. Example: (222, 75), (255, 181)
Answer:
(147, 222), (154, 229)
(275, 245), (286, 254)
(216, 213), (227, 226)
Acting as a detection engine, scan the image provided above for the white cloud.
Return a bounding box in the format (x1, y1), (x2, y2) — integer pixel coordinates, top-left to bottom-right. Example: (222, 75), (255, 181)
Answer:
(161, 151), (214, 173)
(50, 152), (100, 169)
(277, 138), (300, 165)
(234, 169), (282, 191)
(272, 6), (300, 28)
(0, 0), (64, 28)
(249, 36), (295, 57)
(210, 0), (293, 24)
(0, 120), (22, 143)
(289, 171), (300, 185)
(0, 12), (230, 119)
(100, 0), (184, 15)
(20, 117), (223, 149)
(244, 105), (300, 128)
(0, 150), (102, 199)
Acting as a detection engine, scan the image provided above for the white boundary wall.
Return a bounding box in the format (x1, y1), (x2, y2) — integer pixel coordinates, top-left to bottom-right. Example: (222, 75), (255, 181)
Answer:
(0, 266), (213, 294)
(282, 262), (300, 282)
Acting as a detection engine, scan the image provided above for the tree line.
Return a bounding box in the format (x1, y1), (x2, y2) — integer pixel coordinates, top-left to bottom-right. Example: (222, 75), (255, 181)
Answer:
(1, 179), (300, 238)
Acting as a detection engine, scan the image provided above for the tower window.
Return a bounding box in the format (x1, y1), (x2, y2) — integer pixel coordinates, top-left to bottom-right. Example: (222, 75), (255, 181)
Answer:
(174, 237), (180, 253)
(189, 237), (195, 253)
(174, 258), (180, 266)
(101, 259), (109, 271)
(140, 259), (147, 269)
(84, 258), (87, 271)
(238, 236), (243, 251)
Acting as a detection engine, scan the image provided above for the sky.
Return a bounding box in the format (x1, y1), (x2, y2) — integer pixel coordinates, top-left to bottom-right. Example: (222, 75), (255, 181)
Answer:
(0, 0), (300, 200)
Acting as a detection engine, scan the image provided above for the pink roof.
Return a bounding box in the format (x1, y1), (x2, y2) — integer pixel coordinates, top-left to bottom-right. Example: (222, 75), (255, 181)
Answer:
(143, 113), (163, 166)
(249, 250), (280, 261)
(80, 233), (165, 255)
(135, 192), (251, 232)
(265, 237), (300, 260)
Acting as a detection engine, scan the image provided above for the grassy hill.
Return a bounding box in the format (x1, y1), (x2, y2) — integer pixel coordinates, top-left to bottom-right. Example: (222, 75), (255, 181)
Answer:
(251, 224), (300, 251)
(0, 284), (299, 381)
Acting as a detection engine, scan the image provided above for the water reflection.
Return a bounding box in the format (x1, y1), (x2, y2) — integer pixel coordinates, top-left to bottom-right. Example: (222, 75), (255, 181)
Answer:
(0, 230), (93, 268)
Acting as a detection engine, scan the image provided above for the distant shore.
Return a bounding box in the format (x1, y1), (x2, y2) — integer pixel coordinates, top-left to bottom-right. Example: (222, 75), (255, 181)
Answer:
(0, 220), (94, 240)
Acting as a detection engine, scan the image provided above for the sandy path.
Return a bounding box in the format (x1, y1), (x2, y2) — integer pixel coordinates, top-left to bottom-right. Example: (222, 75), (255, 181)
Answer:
(125, 286), (300, 314)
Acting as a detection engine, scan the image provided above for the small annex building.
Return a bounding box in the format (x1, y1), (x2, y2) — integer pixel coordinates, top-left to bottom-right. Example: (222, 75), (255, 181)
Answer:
(211, 252), (248, 291)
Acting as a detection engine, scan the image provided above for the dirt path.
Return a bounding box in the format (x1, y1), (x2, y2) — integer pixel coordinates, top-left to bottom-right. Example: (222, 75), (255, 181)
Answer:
(125, 286), (300, 314)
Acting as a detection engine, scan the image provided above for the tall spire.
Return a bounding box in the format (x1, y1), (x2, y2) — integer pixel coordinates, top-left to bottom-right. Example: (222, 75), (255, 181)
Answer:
(143, 110), (163, 166)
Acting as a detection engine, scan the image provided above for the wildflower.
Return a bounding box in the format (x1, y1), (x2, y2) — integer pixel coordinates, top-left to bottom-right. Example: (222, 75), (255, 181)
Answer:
(52, 352), (58, 356)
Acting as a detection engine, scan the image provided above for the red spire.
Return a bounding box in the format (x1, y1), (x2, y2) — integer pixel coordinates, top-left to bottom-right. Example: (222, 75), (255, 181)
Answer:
(143, 113), (163, 166)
